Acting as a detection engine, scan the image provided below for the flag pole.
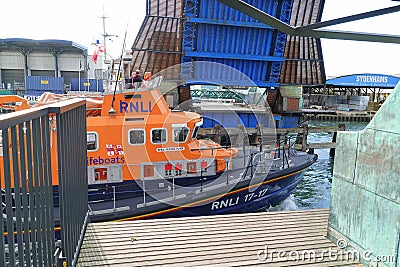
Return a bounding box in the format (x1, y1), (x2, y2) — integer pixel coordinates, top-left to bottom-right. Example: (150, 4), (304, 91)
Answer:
(78, 60), (81, 91)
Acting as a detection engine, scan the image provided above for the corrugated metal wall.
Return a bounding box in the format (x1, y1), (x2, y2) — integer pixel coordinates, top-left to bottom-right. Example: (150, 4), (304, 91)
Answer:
(31, 70), (55, 77)
(130, 0), (183, 79)
(280, 0), (326, 86)
(29, 52), (55, 70)
(70, 78), (103, 91)
(0, 69), (25, 86)
(0, 52), (24, 69)
(0, 51), (88, 88)
(58, 54), (86, 71)
(25, 76), (64, 94)
(0, 52), (85, 73)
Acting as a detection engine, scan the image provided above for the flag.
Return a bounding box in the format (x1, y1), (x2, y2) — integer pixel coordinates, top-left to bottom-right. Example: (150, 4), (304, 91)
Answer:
(106, 144), (114, 156)
(92, 45), (105, 64)
(92, 49), (99, 64)
(98, 45), (106, 53)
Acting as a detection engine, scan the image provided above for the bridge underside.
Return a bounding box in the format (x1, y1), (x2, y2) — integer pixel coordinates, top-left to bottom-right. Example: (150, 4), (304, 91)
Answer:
(280, 0), (326, 86)
(130, 0), (326, 88)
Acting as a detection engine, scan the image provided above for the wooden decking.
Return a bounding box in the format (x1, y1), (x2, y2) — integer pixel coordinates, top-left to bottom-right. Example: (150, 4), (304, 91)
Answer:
(77, 209), (362, 266)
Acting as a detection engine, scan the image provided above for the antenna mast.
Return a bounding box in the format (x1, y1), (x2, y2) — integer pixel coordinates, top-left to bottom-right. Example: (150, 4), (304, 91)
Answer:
(100, 6), (117, 62)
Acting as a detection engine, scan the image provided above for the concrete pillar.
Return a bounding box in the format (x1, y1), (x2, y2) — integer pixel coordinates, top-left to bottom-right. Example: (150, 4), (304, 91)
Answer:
(328, 82), (400, 266)
(23, 51), (29, 76)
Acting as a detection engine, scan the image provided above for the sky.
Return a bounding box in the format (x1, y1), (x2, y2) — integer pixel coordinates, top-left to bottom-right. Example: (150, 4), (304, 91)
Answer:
(0, 0), (399, 77)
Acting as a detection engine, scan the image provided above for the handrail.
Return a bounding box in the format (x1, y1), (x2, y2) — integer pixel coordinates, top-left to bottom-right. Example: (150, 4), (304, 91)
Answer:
(190, 145), (231, 152)
(0, 98), (88, 267)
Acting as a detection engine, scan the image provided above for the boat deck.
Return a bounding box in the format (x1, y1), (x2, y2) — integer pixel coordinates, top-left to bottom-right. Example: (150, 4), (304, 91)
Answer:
(77, 209), (362, 266)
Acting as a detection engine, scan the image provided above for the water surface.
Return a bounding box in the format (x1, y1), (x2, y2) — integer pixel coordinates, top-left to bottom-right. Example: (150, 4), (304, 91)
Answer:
(271, 120), (369, 211)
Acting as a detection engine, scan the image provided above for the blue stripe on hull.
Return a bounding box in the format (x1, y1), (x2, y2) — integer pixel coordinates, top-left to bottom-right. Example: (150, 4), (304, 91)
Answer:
(87, 168), (307, 222)
(51, 154), (317, 223)
(151, 171), (304, 219)
(52, 173), (223, 206)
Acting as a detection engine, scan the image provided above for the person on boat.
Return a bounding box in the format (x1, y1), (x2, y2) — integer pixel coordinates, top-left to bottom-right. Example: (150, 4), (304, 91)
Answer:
(131, 69), (143, 90)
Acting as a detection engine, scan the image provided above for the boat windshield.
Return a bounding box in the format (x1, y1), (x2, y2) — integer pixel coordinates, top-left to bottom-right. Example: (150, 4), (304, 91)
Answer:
(173, 127), (190, 143)
(191, 126), (199, 140)
(137, 76), (163, 92)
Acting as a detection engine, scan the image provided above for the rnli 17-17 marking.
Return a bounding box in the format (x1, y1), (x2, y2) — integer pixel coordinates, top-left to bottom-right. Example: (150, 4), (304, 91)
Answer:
(210, 188), (269, 210)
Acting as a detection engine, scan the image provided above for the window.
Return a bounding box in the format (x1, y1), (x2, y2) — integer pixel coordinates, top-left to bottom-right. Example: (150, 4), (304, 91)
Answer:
(173, 127), (189, 143)
(87, 132), (98, 151)
(151, 128), (167, 144)
(129, 129), (145, 145)
(191, 126), (200, 139)
(94, 168), (108, 181)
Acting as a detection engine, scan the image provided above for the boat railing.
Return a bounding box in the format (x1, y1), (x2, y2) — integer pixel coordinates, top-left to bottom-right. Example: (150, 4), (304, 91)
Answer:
(190, 145), (233, 155)
(260, 135), (299, 169)
(235, 136), (299, 183)
(105, 76), (163, 93)
(93, 136), (300, 210)
(137, 147), (278, 208)
(0, 98), (88, 267)
(190, 135), (298, 172)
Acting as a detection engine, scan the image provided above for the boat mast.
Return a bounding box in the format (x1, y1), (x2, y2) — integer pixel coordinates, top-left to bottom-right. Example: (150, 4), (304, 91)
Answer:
(107, 8), (130, 115)
(100, 6), (117, 63)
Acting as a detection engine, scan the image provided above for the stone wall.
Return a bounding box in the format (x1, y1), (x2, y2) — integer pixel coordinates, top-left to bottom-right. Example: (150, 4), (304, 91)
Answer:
(328, 82), (400, 267)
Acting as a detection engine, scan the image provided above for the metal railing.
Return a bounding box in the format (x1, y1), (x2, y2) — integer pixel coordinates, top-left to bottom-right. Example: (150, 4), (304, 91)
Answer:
(0, 98), (88, 267)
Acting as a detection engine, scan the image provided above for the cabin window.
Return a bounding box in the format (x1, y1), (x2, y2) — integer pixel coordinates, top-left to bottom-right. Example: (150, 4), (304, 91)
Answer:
(87, 132), (98, 151)
(173, 127), (189, 143)
(191, 126), (200, 140)
(151, 128), (167, 144)
(129, 129), (145, 145)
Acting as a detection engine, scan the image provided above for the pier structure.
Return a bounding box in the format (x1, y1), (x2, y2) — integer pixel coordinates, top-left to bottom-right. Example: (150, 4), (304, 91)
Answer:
(301, 109), (375, 122)
(198, 123), (344, 151)
(78, 209), (362, 266)
(328, 80), (400, 266)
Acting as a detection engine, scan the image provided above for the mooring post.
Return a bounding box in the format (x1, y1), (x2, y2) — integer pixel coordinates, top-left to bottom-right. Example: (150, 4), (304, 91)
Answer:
(301, 123), (308, 152)
(330, 123), (346, 158)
